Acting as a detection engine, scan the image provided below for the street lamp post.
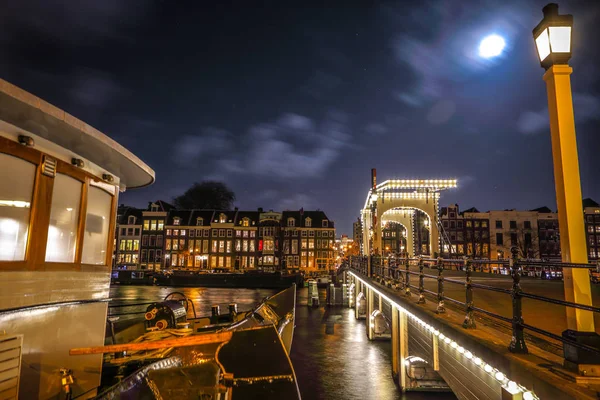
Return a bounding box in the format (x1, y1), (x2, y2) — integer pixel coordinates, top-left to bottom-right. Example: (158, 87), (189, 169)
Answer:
(533, 3), (599, 369)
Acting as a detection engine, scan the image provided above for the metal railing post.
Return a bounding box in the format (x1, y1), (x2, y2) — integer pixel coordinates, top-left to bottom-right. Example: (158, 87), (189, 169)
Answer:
(405, 257), (411, 297)
(509, 247), (528, 354)
(418, 256), (426, 304)
(436, 257), (445, 314)
(462, 258), (476, 328)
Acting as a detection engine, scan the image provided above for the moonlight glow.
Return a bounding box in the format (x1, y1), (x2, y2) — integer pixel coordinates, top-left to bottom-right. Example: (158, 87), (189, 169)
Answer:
(479, 35), (506, 58)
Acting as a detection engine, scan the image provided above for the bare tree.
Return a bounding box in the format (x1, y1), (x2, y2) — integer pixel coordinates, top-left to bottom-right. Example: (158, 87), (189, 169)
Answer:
(510, 229), (540, 259)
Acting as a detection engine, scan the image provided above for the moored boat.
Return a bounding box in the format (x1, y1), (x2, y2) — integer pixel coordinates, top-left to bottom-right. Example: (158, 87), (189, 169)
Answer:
(0, 79), (155, 398)
(75, 284), (300, 398)
(153, 268), (304, 289)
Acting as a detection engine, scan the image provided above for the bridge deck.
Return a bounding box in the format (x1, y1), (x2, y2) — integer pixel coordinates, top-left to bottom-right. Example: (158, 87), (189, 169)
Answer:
(352, 270), (600, 400)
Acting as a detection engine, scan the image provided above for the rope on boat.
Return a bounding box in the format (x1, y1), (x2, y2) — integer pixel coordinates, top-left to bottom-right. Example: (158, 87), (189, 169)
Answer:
(109, 327), (194, 365)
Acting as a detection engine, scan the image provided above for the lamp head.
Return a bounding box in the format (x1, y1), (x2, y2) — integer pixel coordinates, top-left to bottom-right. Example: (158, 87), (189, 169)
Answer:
(532, 3), (573, 70)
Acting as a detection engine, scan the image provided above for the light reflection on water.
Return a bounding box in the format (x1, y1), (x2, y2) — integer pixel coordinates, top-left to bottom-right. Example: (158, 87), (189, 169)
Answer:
(109, 285), (456, 400)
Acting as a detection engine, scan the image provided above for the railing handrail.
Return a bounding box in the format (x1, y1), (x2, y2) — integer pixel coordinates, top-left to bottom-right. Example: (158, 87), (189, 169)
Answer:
(345, 253), (600, 359)
(382, 256), (597, 269)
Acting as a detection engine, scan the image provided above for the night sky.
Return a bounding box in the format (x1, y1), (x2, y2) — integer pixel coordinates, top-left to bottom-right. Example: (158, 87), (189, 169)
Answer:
(2, 1), (599, 234)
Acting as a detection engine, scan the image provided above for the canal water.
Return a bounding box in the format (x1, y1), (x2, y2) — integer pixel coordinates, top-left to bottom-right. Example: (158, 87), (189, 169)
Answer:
(109, 285), (456, 400)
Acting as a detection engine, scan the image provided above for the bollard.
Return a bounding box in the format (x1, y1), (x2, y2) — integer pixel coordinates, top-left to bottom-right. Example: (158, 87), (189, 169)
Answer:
(436, 257), (445, 314)
(405, 257), (411, 297)
(509, 247), (528, 353)
(462, 258), (476, 329)
(418, 256), (426, 304)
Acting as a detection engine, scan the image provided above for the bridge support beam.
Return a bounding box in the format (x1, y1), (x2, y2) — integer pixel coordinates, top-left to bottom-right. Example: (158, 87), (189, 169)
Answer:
(391, 304), (409, 391)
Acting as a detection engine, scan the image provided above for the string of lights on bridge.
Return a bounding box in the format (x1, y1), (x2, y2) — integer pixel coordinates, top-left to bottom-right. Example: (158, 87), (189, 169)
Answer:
(350, 272), (539, 400)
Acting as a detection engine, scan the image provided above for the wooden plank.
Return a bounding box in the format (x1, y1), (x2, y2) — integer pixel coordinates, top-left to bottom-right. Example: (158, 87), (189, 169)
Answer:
(0, 377), (17, 392)
(0, 339), (19, 354)
(0, 385), (17, 400)
(0, 358), (19, 373)
(0, 349), (19, 363)
(70, 331), (233, 355)
(0, 368), (18, 384)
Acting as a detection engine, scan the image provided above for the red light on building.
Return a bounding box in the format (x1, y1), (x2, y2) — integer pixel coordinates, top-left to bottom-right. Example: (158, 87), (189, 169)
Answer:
(259, 240), (263, 251)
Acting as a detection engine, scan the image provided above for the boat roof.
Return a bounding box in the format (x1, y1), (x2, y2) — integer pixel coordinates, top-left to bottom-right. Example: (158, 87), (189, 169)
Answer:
(0, 79), (155, 189)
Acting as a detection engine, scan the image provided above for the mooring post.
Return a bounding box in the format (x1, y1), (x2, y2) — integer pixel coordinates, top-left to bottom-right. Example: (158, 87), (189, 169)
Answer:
(462, 257), (476, 328)
(509, 247), (528, 353)
(436, 257), (446, 314)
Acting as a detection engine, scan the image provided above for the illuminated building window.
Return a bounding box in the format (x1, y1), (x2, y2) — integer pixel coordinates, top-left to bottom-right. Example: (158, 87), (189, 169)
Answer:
(196, 217), (203, 226)
(173, 217), (180, 226)
(242, 218), (250, 227)
(219, 213), (227, 223)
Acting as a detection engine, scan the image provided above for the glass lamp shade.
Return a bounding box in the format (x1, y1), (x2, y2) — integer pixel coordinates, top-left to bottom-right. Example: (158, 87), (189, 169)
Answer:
(532, 3), (573, 69)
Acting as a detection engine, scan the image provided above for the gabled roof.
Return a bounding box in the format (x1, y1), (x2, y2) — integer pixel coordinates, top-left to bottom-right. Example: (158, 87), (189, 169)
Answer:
(166, 210), (193, 225)
(461, 207), (480, 215)
(234, 211), (260, 226)
(116, 205), (143, 224)
(147, 200), (176, 212)
(212, 210), (238, 224)
(281, 210), (334, 228)
(583, 198), (599, 208)
(189, 210), (216, 226)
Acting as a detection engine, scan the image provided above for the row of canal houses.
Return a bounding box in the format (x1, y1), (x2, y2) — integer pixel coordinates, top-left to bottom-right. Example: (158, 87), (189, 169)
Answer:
(114, 201), (336, 274)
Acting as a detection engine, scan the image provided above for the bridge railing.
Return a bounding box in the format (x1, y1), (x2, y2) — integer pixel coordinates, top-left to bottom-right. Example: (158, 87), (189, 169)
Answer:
(347, 251), (600, 359)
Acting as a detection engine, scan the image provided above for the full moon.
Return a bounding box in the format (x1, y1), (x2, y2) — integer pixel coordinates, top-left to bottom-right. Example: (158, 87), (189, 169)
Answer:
(479, 34), (506, 58)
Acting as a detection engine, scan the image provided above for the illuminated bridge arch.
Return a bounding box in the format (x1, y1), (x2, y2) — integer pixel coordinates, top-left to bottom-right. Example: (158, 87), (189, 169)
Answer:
(361, 179), (456, 257)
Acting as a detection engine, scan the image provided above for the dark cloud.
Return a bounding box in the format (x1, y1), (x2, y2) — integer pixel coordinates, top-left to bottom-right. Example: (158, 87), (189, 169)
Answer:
(1, 0), (599, 235)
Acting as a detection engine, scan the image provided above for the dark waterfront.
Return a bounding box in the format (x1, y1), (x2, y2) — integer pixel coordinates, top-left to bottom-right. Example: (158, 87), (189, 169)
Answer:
(109, 285), (456, 400)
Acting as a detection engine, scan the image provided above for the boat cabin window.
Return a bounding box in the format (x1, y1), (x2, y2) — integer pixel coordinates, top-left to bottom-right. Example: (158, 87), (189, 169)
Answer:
(0, 153), (35, 261)
(81, 186), (112, 265)
(1, 137), (118, 270)
(45, 174), (82, 262)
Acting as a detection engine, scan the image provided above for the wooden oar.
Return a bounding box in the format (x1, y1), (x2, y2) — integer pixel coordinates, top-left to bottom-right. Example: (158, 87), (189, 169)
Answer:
(69, 331), (233, 356)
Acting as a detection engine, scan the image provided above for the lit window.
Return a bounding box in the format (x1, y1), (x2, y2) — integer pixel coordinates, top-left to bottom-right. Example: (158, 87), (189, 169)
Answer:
(197, 217), (203, 226)
(173, 217), (180, 226)
(220, 213), (227, 223)
(158, 220), (164, 230)
(143, 220), (150, 230)
(45, 174), (82, 262)
(151, 220), (157, 230)
(181, 229), (186, 236)
(242, 218), (250, 227)
(249, 240), (255, 252)
(0, 153), (35, 261)
(81, 186), (112, 265)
